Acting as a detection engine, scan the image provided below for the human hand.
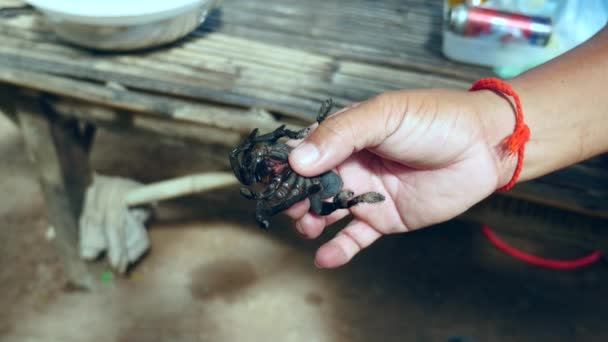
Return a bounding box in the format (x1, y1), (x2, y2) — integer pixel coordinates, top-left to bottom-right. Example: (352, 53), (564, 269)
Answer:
(285, 89), (516, 268)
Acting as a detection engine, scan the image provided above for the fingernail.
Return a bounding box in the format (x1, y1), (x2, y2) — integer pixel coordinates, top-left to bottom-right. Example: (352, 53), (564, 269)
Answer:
(293, 143), (319, 167)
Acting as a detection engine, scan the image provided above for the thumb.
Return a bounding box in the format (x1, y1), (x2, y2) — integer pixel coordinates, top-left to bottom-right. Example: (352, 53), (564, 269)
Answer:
(289, 94), (403, 176)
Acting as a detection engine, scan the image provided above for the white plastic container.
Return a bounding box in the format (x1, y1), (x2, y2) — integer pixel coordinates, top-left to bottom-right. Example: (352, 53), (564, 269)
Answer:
(24, 0), (220, 51)
(442, 0), (608, 76)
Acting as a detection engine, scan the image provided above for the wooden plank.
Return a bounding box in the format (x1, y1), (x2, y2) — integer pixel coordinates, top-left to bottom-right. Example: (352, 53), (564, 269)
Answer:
(50, 99), (245, 148)
(0, 0), (486, 112)
(0, 69), (293, 132)
(0, 0), (26, 9)
(0, 1), (490, 89)
(0, 45), (329, 120)
(0, 29), (473, 118)
(220, 0), (443, 44)
(16, 93), (96, 289)
(196, 24), (487, 82)
(213, 6), (436, 51)
(196, 0), (490, 80)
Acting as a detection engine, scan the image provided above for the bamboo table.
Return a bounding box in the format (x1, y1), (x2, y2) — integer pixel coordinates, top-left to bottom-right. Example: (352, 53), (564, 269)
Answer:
(1, 0), (606, 288)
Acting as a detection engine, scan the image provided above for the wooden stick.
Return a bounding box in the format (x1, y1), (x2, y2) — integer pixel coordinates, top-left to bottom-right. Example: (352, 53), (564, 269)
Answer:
(16, 93), (96, 289)
(125, 172), (239, 206)
(0, 84), (17, 123)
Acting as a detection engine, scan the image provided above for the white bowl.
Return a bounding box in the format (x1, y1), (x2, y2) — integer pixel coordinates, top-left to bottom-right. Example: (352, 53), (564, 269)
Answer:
(24, 0), (220, 51)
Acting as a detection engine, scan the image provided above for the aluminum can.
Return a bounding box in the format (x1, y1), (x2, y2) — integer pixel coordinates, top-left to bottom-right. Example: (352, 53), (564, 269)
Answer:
(448, 4), (552, 46)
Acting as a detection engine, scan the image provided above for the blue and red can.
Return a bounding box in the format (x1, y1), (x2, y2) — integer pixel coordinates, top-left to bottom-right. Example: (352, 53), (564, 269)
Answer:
(447, 5), (553, 46)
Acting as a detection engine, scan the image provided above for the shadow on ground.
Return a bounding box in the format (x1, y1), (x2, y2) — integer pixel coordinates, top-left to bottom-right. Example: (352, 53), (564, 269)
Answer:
(1, 118), (607, 342)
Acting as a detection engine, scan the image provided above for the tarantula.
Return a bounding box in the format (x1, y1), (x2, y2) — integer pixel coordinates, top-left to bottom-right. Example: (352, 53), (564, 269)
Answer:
(229, 98), (385, 229)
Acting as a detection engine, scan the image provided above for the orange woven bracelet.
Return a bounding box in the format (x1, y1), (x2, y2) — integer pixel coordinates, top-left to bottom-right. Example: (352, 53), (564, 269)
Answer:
(469, 78), (530, 191)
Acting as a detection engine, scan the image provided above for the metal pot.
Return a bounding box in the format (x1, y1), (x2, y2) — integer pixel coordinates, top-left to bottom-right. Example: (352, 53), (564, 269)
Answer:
(25, 0), (220, 51)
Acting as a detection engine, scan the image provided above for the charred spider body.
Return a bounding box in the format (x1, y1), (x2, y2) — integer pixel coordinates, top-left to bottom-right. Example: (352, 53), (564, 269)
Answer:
(229, 99), (385, 229)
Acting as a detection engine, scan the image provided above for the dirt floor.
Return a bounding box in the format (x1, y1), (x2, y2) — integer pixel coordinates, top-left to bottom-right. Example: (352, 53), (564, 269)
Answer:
(1, 112), (607, 342)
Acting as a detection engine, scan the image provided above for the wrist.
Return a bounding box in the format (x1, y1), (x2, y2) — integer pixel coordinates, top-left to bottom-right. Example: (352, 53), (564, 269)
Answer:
(470, 89), (519, 190)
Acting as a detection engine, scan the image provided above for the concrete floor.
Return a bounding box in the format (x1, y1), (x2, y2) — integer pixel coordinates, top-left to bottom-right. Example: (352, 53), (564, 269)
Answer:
(1, 112), (607, 342)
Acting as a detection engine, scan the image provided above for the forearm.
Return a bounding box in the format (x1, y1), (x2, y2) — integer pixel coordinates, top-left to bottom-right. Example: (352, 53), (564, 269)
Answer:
(479, 25), (608, 186)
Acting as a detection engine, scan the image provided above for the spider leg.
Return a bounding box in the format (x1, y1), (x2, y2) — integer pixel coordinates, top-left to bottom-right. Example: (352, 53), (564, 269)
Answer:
(283, 126), (311, 139)
(309, 193), (324, 215)
(256, 173), (327, 229)
(279, 99), (334, 150)
(253, 124), (310, 143)
(245, 99), (335, 149)
(254, 184), (315, 229)
(240, 172), (286, 201)
(233, 128), (258, 152)
(240, 187), (257, 199)
(304, 177), (328, 215)
(230, 151), (254, 185)
(268, 146), (290, 160)
(252, 172), (297, 229)
(268, 98), (334, 139)
(313, 190), (385, 216)
(304, 177), (322, 194)
(255, 200), (272, 230)
(333, 190), (355, 207)
(229, 128), (259, 184)
(258, 173), (286, 200)
(272, 171), (298, 202)
(316, 98), (333, 124)
(275, 174), (308, 210)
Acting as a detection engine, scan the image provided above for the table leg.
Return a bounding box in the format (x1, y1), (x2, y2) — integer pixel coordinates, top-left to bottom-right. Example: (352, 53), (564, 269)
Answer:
(0, 86), (17, 124)
(15, 94), (97, 290)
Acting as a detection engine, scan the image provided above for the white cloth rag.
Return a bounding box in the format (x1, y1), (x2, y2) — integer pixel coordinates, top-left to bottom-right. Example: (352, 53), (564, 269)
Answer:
(79, 173), (152, 274)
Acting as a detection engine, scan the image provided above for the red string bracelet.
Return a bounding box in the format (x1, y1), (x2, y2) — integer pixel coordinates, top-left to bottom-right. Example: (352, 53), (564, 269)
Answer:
(469, 78), (530, 191)
(469, 78), (602, 271)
